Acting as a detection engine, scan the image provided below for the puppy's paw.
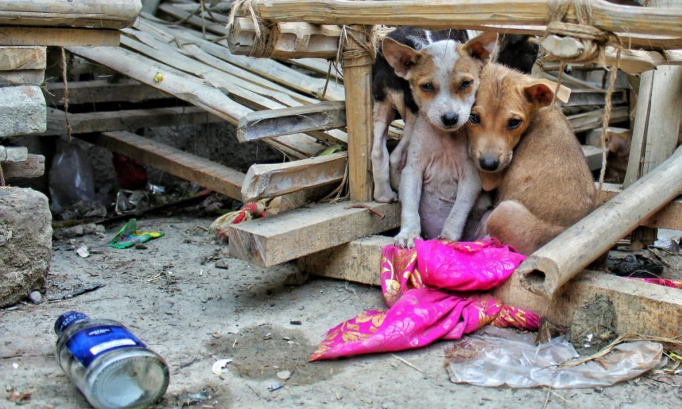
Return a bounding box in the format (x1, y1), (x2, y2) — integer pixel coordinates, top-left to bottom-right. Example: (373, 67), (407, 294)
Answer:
(373, 186), (398, 203)
(439, 228), (462, 242)
(394, 230), (420, 248)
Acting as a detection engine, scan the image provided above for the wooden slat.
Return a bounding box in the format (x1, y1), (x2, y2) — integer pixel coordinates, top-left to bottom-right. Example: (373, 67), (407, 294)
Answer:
(242, 0), (682, 37)
(0, 27), (121, 47)
(44, 80), (172, 105)
(565, 89), (627, 107)
(599, 183), (682, 231)
(45, 106), (223, 136)
(0, 0), (141, 29)
(300, 235), (682, 338)
(237, 101), (346, 142)
(3, 154), (44, 179)
(78, 131), (244, 201)
(581, 145), (603, 171)
(228, 201), (400, 267)
(0, 46), (45, 70)
(567, 106), (629, 133)
(241, 152), (347, 202)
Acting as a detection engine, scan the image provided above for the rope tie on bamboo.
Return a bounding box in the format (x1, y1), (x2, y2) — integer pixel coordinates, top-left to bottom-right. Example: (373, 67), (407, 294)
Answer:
(339, 25), (376, 69)
(225, 0), (281, 58)
(542, 0), (623, 196)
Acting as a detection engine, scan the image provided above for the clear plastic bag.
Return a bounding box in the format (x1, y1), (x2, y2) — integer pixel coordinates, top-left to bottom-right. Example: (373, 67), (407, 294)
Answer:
(446, 326), (664, 388)
(48, 140), (96, 213)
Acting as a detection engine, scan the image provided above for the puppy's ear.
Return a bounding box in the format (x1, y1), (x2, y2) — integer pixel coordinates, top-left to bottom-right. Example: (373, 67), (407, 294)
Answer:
(382, 37), (420, 79)
(524, 79), (571, 107)
(464, 31), (498, 62)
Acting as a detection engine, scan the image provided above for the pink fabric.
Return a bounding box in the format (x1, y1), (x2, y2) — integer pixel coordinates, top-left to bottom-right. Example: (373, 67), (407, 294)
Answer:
(310, 238), (540, 361)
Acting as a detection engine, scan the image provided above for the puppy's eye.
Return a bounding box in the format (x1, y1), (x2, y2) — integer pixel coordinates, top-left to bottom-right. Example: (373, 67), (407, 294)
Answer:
(420, 82), (435, 92)
(460, 80), (473, 90)
(508, 118), (522, 130)
(468, 113), (480, 124)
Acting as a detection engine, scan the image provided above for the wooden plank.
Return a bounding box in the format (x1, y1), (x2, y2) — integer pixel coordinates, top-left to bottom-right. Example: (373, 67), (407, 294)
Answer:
(45, 106), (223, 136)
(581, 145), (603, 171)
(141, 0), (162, 15)
(241, 0), (682, 37)
(298, 235), (390, 286)
(0, 46), (45, 70)
(44, 80), (172, 106)
(227, 201), (400, 267)
(567, 106), (629, 134)
(78, 131), (244, 201)
(0, 146), (28, 163)
(241, 152), (347, 202)
(228, 18), (342, 59)
(565, 89), (627, 107)
(2, 154), (44, 179)
(300, 234), (682, 338)
(599, 183), (682, 231)
(0, 0), (141, 29)
(0, 69), (44, 86)
(238, 101), (346, 142)
(0, 27), (121, 47)
(343, 25), (373, 202)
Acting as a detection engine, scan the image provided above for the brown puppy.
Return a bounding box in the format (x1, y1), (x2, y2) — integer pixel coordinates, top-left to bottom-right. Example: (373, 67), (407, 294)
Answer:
(466, 63), (596, 255)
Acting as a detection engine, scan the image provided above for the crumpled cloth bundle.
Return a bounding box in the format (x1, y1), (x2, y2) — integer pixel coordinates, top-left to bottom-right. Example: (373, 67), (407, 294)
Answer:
(310, 238), (540, 361)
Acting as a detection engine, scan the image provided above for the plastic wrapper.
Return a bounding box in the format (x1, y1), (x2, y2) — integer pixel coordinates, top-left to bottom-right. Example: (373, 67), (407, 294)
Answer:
(446, 326), (664, 388)
(48, 140), (96, 213)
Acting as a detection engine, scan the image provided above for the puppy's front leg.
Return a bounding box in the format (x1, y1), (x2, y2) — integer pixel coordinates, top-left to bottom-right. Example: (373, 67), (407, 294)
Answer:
(389, 110), (417, 191)
(371, 101), (398, 203)
(394, 146), (423, 248)
(440, 162), (482, 241)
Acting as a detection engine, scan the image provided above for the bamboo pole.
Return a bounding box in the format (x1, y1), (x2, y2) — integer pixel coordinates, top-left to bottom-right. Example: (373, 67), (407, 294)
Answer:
(517, 146), (682, 296)
(342, 25), (373, 202)
(240, 0), (682, 37)
(0, 0), (142, 29)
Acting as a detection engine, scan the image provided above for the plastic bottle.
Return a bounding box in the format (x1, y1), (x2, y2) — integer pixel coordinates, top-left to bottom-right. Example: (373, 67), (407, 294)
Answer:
(54, 311), (169, 409)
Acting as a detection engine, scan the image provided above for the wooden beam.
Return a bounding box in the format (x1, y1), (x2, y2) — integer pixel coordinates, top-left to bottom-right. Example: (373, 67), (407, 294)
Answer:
(599, 183), (682, 231)
(44, 80), (171, 106)
(0, 69), (44, 86)
(0, 46), (45, 70)
(2, 154), (45, 179)
(343, 25), (373, 202)
(45, 106), (223, 136)
(237, 101), (346, 142)
(0, 0), (141, 29)
(78, 131), (245, 201)
(241, 152), (347, 202)
(565, 89), (627, 107)
(228, 201), (400, 267)
(0, 145), (28, 163)
(238, 0), (682, 37)
(299, 234), (682, 338)
(0, 27), (121, 47)
(567, 106), (629, 134)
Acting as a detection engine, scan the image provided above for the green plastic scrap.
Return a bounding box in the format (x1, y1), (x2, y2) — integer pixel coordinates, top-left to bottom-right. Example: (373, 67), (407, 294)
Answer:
(108, 218), (164, 249)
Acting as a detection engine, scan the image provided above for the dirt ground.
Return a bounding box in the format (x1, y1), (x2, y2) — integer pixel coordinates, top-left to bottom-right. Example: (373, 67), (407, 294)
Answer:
(2, 216), (681, 409)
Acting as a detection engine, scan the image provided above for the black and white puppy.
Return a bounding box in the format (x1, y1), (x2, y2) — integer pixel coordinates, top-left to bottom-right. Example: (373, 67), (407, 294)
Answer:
(370, 27), (469, 203)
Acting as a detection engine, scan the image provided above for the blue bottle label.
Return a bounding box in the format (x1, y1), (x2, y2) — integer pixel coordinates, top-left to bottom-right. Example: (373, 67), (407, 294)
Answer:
(66, 325), (146, 368)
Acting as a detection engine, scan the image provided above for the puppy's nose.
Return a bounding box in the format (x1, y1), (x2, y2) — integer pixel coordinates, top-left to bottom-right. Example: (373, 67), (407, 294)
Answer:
(441, 113), (459, 127)
(479, 157), (500, 172)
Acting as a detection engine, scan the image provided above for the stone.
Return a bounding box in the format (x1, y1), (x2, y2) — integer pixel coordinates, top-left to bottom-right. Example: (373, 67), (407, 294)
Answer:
(0, 187), (52, 307)
(0, 86), (46, 137)
(28, 290), (43, 304)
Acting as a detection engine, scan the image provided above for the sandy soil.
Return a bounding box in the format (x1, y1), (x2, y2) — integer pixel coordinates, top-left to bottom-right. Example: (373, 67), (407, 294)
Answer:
(2, 216), (681, 409)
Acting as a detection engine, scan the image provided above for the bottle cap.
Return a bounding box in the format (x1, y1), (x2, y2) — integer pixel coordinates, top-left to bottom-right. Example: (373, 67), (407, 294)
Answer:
(54, 311), (90, 335)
